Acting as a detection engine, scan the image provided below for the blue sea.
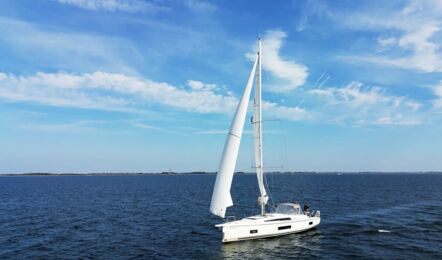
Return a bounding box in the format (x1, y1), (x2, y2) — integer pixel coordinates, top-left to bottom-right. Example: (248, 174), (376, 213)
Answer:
(0, 173), (441, 259)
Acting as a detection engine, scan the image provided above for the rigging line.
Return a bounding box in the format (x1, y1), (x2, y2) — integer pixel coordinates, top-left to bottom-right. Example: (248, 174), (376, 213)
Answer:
(263, 169), (275, 208)
(260, 124), (274, 209)
(260, 120), (272, 207)
(261, 118), (285, 209)
(282, 118), (288, 174)
(250, 116), (254, 170)
(267, 117), (288, 208)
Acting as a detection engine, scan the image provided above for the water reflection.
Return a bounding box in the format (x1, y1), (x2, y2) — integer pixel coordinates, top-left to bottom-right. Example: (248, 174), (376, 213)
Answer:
(221, 229), (322, 259)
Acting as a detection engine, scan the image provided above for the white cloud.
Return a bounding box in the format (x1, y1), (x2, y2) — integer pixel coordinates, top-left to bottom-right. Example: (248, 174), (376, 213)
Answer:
(262, 101), (308, 121)
(310, 81), (391, 107)
(406, 101), (422, 111)
(55, 0), (167, 13)
(193, 129), (228, 135)
(401, 0), (442, 16)
(0, 71), (236, 114)
(56, 0), (216, 14)
(133, 122), (182, 135)
(378, 37), (397, 47)
(370, 23), (442, 72)
(183, 0), (217, 12)
(0, 16), (140, 74)
(432, 81), (442, 109)
(372, 115), (421, 126)
(0, 73), (136, 113)
(309, 81), (423, 126)
(186, 80), (218, 91)
(19, 120), (106, 133)
(339, 0), (442, 72)
(376, 37), (397, 52)
(0, 71), (307, 121)
(247, 30), (308, 92)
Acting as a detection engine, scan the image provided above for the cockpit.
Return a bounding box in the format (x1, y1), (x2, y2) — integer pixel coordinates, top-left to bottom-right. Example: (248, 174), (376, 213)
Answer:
(274, 203), (301, 215)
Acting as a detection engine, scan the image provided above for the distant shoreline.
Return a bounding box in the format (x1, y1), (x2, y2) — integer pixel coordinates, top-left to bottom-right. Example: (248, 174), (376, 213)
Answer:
(0, 171), (441, 176)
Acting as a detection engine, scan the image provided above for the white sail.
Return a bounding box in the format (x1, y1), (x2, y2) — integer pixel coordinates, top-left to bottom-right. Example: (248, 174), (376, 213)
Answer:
(210, 56), (258, 218)
(253, 38), (268, 214)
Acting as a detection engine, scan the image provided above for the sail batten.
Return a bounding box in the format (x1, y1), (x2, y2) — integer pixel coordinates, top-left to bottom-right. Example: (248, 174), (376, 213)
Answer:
(210, 56), (258, 218)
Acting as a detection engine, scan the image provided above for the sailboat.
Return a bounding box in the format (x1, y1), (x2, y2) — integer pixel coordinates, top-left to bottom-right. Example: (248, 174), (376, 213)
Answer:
(210, 37), (320, 243)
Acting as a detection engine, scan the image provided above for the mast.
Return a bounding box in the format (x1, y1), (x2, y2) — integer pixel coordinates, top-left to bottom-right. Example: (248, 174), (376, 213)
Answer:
(254, 37), (268, 216)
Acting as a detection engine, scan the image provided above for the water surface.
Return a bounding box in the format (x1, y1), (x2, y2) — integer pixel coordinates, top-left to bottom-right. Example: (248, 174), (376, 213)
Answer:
(0, 173), (441, 259)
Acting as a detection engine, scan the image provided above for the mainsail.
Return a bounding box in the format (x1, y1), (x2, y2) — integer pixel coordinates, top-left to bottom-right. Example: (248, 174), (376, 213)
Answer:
(210, 56), (258, 218)
(253, 38), (268, 215)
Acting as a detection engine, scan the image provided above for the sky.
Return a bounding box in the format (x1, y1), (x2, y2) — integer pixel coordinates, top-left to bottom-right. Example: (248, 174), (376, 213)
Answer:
(0, 0), (441, 173)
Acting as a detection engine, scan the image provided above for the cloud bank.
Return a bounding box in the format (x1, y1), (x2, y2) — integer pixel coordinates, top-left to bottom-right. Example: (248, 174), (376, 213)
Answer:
(0, 16), (140, 74)
(339, 0), (442, 72)
(0, 71), (307, 120)
(310, 81), (423, 125)
(433, 81), (442, 109)
(55, 0), (167, 13)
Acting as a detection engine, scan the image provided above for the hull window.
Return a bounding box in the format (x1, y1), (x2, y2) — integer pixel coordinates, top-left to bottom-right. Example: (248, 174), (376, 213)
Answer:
(250, 230), (258, 234)
(265, 218), (291, 222)
(278, 225), (291, 230)
(309, 222), (313, 225)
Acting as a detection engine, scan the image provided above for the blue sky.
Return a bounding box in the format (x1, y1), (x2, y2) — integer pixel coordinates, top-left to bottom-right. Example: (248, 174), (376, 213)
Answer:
(0, 0), (441, 173)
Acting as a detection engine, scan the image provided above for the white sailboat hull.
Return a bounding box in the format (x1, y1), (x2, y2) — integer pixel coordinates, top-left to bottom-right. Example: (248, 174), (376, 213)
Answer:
(216, 213), (320, 243)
